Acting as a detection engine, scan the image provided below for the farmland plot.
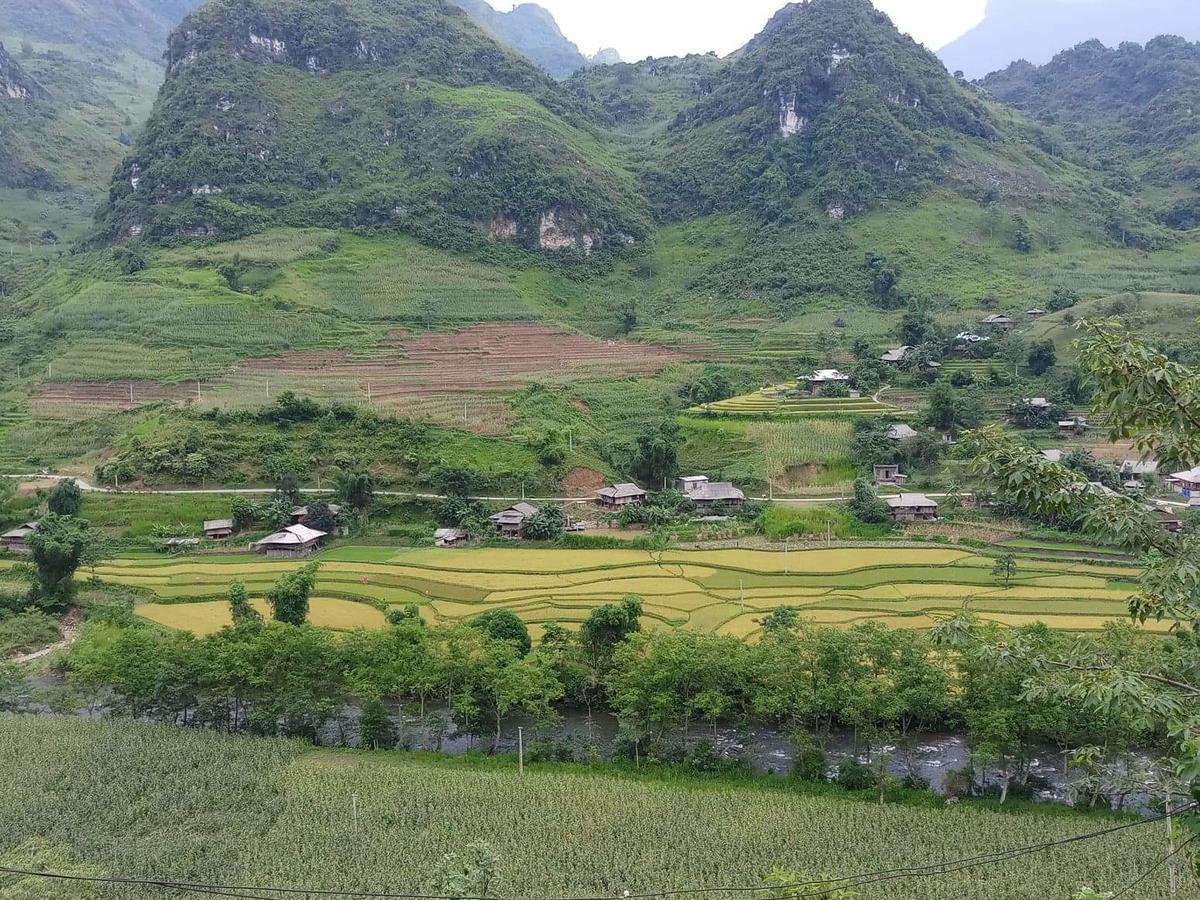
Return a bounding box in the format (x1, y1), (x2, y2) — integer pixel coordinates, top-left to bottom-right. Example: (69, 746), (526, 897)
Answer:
(90, 545), (1159, 640)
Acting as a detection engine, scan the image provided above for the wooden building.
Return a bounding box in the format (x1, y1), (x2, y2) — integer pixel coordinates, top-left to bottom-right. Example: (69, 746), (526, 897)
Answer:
(873, 464), (907, 486)
(0, 522), (38, 553)
(489, 503), (539, 538)
(203, 519), (234, 540)
(595, 483), (648, 509)
(885, 493), (939, 522)
(255, 524), (326, 558)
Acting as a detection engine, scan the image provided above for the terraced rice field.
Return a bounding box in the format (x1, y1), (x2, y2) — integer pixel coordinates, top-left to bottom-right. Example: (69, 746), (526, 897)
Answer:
(31, 323), (704, 430)
(84, 545), (1154, 640)
(692, 383), (898, 418)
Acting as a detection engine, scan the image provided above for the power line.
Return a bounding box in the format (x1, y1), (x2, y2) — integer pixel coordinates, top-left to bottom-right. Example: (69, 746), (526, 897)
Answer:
(0, 804), (1192, 900)
(1110, 834), (1197, 900)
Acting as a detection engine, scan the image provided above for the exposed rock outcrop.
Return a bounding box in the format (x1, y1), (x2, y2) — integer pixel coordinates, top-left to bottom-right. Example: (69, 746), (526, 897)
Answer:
(0, 42), (47, 100)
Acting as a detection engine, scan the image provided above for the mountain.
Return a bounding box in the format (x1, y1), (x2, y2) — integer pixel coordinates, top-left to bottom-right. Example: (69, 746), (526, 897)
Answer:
(0, 0), (204, 248)
(451, 0), (588, 79)
(981, 36), (1200, 229)
(0, 42), (45, 102)
(940, 0), (1200, 80)
(0, 0), (202, 60)
(96, 0), (651, 252)
(631, 0), (997, 221)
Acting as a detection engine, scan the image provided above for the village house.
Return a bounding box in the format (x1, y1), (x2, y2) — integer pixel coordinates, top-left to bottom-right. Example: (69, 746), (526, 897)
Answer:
(1026, 308), (1047, 318)
(677, 475), (745, 509)
(290, 504), (341, 526)
(594, 483), (648, 509)
(1025, 397), (1052, 411)
(981, 314), (1013, 332)
(255, 524), (326, 558)
(887, 423), (919, 443)
(489, 502), (539, 538)
(804, 368), (850, 397)
(0, 521), (37, 553)
(1119, 460), (1158, 482)
(1149, 504), (1184, 534)
(885, 493), (939, 522)
(1058, 416), (1089, 435)
(434, 527), (468, 548)
(203, 519), (234, 540)
(163, 537), (201, 551)
(1166, 466), (1200, 500)
(881, 346), (911, 365)
(873, 464), (907, 486)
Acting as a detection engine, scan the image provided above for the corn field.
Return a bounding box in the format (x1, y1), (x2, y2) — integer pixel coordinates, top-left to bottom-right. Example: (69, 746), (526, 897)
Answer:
(0, 716), (1191, 899)
(748, 419), (855, 480)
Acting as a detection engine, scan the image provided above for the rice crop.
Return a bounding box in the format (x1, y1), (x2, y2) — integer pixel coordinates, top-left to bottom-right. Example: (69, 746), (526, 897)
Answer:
(92, 545), (1157, 638)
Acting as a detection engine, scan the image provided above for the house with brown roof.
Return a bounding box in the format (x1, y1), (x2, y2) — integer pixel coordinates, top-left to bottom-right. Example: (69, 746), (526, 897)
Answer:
(982, 314), (1013, 331)
(595, 483), (648, 509)
(881, 346), (912, 365)
(255, 524), (326, 558)
(204, 519), (234, 540)
(887, 423), (919, 443)
(885, 493), (939, 522)
(290, 504), (341, 526)
(489, 503), (540, 538)
(0, 522), (38, 553)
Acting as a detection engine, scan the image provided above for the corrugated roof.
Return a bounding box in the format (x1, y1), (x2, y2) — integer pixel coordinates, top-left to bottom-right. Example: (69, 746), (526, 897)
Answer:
(256, 524), (327, 546)
(885, 493), (938, 509)
(596, 483), (646, 499)
(691, 482), (745, 502)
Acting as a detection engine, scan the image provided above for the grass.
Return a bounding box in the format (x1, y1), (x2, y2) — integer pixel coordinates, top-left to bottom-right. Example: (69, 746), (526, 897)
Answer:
(690, 383), (897, 418)
(91, 544), (1158, 640)
(1, 715), (1186, 900)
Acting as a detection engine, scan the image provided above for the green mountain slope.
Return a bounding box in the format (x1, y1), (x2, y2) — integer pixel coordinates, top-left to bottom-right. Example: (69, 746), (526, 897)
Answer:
(95, 0), (650, 253)
(0, 0), (204, 249)
(451, 0), (587, 79)
(981, 37), (1200, 229)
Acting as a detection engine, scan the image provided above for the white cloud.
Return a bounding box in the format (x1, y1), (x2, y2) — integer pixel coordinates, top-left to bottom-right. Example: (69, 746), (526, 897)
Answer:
(493, 0), (987, 61)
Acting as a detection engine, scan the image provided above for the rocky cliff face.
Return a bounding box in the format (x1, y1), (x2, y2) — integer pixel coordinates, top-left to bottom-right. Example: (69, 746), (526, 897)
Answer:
(0, 42), (47, 101)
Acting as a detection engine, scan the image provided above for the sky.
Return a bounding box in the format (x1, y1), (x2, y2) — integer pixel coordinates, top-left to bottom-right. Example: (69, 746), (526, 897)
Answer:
(493, 0), (989, 60)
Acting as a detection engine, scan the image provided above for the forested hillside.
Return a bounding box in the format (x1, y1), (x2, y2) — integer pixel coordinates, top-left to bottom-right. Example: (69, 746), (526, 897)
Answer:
(94, 0), (651, 253)
(982, 37), (1200, 230)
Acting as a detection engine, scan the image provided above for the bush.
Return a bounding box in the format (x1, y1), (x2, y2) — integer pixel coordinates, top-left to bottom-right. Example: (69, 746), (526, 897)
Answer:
(790, 734), (828, 782)
(834, 757), (877, 791)
(680, 740), (750, 776)
(47, 480), (82, 516)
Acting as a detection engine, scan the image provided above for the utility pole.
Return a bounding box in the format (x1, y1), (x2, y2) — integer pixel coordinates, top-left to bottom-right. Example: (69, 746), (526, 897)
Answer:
(517, 726), (524, 776)
(1166, 786), (1178, 898)
(129, 383), (134, 404)
(351, 793), (359, 835)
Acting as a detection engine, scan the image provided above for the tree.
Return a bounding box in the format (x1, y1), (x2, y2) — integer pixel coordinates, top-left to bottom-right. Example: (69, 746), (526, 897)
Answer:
(471, 609), (531, 656)
(848, 478), (890, 526)
(304, 502), (338, 537)
(228, 580), (262, 627)
(898, 308), (936, 347)
(27, 515), (91, 606)
(992, 553), (1018, 588)
(960, 320), (1200, 815)
(230, 496), (258, 532)
(113, 245), (147, 275)
(274, 472), (301, 506)
(923, 382), (984, 434)
(47, 479), (82, 516)
(633, 420), (681, 487)
(334, 470), (374, 512)
(618, 300), (638, 334)
(864, 253), (904, 308)
(266, 563), (320, 625)
(522, 506), (564, 541)
(1012, 215), (1034, 253)
(359, 698), (395, 749)
(1028, 340), (1058, 376)
(759, 606), (801, 635)
(579, 595), (642, 674)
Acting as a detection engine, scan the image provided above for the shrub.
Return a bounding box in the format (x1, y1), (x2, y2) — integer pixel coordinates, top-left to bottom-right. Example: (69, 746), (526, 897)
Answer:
(834, 757), (876, 791)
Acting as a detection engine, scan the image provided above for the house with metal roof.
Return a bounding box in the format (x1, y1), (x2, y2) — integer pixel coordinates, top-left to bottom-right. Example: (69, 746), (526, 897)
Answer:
(255, 524), (327, 558)
(885, 493), (939, 522)
(595, 483), (648, 509)
(678, 475), (745, 509)
(887, 423), (919, 442)
(203, 519), (234, 540)
(0, 521), (38, 553)
(804, 368), (851, 396)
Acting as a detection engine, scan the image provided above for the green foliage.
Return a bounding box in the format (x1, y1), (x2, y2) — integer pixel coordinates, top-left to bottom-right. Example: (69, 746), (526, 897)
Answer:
(27, 514), (91, 606)
(1027, 340), (1057, 376)
(991, 553), (1018, 588)
(848, 477), (890, 526)
(471, 609), (532, 656)
(228, 580), (262, 627)
(522, 506), (565, 541)
(46, 479), (82, 516)
(358, 697), (395, 750)
(265, 562), (320, 626)
(334, 470), (374, 513)
(634, 420), (682, 486)
(759, 505), (890, 540)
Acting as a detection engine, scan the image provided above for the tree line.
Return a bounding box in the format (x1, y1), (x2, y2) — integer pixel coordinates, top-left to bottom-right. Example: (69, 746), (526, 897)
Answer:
(40, 581), (1183, 810)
